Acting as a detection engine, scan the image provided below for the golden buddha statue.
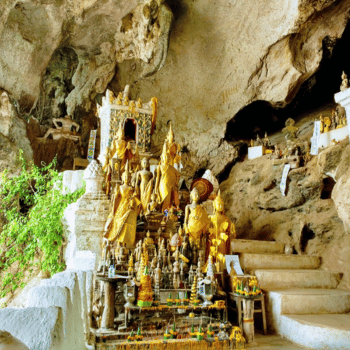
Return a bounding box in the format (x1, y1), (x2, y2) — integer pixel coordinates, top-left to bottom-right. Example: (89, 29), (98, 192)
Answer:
(167, 206), (178, 223)
(340, 71), (349, 91)
(102, 146), (112, 195)
(104, 161), (141, 247)
(110, 124), (128, 171)
(184, 188), (209, 247)
(165, 123), (181, 167)
(209, 190), (236, 271)
(282, 118), (298, 141)
(319, 115), (325, 133)
(155, 144), (180, 212)
(146, 192), (159, 214)
(144, 231), (155, 248)
(135, 157), (153, 214)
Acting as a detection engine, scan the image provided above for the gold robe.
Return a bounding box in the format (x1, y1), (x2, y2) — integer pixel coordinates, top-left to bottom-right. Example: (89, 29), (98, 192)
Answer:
(186, 204), (209, 241)
(105, 185), (140, 247)
(158, 164), (179, 211)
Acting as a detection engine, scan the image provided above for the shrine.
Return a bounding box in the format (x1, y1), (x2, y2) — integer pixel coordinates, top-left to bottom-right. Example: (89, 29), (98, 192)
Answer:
(2, 2), (350, 350)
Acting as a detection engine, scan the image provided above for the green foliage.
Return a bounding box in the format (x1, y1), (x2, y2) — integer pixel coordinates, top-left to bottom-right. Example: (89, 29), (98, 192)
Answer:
(0, 150), (85, 297)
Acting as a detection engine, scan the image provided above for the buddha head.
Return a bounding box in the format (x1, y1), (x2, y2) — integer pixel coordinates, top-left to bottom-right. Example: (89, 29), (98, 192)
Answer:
(160, 145), (170, 165)
(213, 190), (225, 213)
(141, 157), (149, 169)
(122, 161), (131, 184)
(190, 187), (200, 203)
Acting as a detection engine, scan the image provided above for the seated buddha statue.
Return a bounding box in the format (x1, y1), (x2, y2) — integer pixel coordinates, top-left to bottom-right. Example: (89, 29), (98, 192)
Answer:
(144, 231), (155, 249)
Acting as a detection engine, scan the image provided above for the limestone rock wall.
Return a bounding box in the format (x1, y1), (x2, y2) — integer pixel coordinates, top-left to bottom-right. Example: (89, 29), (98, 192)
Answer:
(1, 1), (349, 178)
(0, 0), (172, 116)
(0, 90), (32, 176)
(0, 269), (92, 350)
(221, 138), (350, 290)
(114, 0), (350, 177)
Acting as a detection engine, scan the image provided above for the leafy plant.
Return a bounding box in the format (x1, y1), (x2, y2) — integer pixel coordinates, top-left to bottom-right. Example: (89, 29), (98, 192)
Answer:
(0, 150), (84, 298)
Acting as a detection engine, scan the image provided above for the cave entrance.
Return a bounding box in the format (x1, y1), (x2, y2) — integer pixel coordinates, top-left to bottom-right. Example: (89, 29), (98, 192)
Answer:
(225, 100), (283, 141)
(321, 176), (336, 199)
(300, 224), (316, 253)
(124, 118), (138, 143)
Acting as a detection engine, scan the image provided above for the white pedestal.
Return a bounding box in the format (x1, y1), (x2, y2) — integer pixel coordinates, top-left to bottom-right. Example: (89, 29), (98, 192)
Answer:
(318, 127), (349, 148)
(335, 88), (350, 140)
(248, 146), (265, 160)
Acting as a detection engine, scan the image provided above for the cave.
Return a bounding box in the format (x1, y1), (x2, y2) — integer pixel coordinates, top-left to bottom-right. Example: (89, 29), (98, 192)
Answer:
(2, 1), (350, 349)
(300, 224), (316, 253)
(225, 20), (350, 142)
(321, 176), (336, 199)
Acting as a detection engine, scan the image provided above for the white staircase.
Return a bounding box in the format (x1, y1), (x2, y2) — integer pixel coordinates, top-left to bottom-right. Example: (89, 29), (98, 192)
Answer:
(232, 239), (350, 349)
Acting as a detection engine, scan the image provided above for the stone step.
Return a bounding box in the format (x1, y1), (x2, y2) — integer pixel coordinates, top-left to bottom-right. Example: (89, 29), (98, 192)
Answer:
(232, 239), (284, 254)
(254, 269), (342, 290)
(240, 253), (321, 272)
(269, 289), (350, 315)
(279, 314), (350, 349)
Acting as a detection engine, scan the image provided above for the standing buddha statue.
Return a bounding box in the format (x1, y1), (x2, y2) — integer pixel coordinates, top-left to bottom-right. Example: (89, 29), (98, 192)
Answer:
(110, 124), (128, 174)
(208, 190), (236, 272)
(184, 188), (209, 249)
(165, 123), (181, 167)
(155, 144), (180, 212)
(135, 157), (153, 215)
(104, 161), (141, 247)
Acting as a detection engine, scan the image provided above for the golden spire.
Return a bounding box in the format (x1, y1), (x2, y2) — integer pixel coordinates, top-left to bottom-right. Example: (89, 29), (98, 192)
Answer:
(214, 190), (224, 207)
(167, 122), (175, 141)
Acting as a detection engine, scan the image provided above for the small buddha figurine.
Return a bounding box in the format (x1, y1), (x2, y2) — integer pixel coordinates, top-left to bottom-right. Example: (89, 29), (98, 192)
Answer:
(271, 144), (281, 159)
(128, 255), (134, 276)
(319, 115), (325, 133)
(167, 252), (172, 272)
(146, 192), (159, 215)
(263, 132), (270, 148)
(144, 231), (155, 249)
(254, 134), (262, 146)
(134, 240), (142, 262)
(324, 117), (331, 133)
(340, 71), (349, 91)
(172, 246), (180, 260)
(229, 260), (237, 278)
(154, 262), (162, 286)
(282, 118), (298, 141)
(110, 124), (128, 171)
(167, 206), (178, 223)
(184, 188), (209, 248)
(151, 255), (157, 270)
(334, 110), (340, 128)
(180, 234), (192, 261)
(136, 157), (153, 215)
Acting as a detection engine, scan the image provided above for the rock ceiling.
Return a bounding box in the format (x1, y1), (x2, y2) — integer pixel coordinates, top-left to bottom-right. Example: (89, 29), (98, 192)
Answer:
(1, 0), (350, 173)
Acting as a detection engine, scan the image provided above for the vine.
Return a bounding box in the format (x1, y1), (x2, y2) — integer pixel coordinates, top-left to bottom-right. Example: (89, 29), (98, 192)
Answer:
(0, 150), (85, 298)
